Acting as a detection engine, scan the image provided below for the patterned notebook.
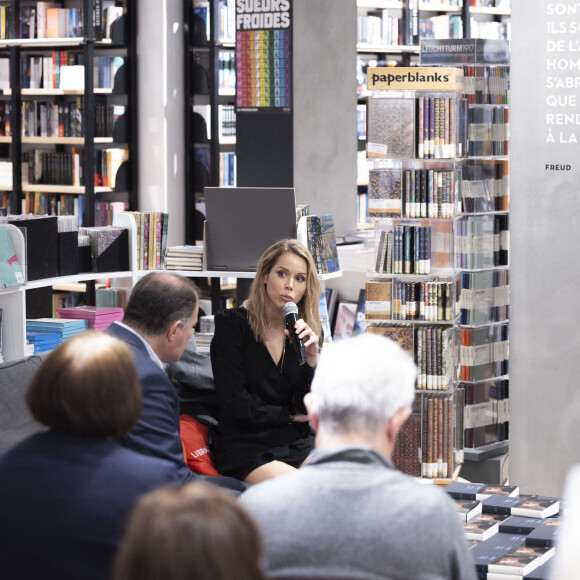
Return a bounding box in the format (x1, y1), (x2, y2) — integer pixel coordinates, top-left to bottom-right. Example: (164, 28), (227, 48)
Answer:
(367, 97), (415, 159)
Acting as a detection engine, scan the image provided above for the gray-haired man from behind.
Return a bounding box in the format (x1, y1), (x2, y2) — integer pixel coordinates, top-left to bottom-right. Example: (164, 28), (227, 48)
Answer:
(241, 333), (476, 580)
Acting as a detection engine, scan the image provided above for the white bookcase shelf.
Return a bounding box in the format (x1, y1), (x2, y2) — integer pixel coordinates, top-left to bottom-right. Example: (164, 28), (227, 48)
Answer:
(0, 213), (342, 364)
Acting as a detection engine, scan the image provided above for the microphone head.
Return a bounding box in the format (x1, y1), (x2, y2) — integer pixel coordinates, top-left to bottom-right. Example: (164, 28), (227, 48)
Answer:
(282, 301), (298, 317)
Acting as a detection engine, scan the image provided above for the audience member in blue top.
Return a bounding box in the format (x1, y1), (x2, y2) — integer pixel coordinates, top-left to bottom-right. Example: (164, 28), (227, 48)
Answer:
(0, 331), (180, 580)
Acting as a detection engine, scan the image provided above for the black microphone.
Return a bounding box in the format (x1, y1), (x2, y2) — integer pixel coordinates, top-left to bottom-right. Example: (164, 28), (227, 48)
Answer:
(282, 301), (307, 366)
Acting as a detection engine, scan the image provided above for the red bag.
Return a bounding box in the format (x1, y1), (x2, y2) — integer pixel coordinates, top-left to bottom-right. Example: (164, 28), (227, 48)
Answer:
(180, 414), (221, 476)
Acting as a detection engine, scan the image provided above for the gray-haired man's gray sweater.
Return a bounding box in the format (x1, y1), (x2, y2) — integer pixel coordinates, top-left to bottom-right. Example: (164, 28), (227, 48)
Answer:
(241, 446), (476, 580)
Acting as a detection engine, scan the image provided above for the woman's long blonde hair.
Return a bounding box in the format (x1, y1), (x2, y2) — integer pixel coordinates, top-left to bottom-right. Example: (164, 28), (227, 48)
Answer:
(243, 238), (322, 344)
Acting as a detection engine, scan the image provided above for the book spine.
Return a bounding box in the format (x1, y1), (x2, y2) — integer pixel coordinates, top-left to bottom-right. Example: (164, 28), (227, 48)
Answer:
(375, 230), (386, 273)
(148, 213), (156, 270)
(385, 231), (393, 274)
(155, 212), (163, 270)
(416, 328), (423, 389)
(403, 226), (412, 274)
(142, 212), (149, 271)
(418, 96), (424, 159)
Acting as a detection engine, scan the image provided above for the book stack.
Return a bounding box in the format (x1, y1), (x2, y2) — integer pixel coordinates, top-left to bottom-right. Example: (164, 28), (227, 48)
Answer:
(96, 287), (130, 309)
(56, 306), (124, 331)
(165, 245), (203, 271)
(25, 331), (62, 354)
(194, 333), (213, 351)
(445, 481), (560, 580)
(199, 316), (215, 334)
(26, 318), (88, 343)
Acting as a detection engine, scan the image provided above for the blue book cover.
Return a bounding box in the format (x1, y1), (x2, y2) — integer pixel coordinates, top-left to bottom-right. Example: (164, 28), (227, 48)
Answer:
(482, 494), (526, 515)
(446, 481), (486, 500)
(525, 519), (561, 548)
(498, 516), (545, 535)
(470, 532), (526, 572)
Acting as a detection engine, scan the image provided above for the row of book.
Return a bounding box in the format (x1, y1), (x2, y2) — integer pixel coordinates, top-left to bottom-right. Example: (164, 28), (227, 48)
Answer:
(470, 18), (510, 42)
(392, 390), (463, 478)
(217, 51), (236, 91)
(467, 106), (509, 157)
(460, 269), (509, 325)
(469, 0), (510, 6)
(375, 225), (433, 275)
(462, 159), (510, 213)
(21, 99), (83, 139)
(366, 279), (455, 322)
(366, 160), (509, 219)
(24, 148), (129, 189)
(20, 52), (123, 91)
(419, 15), (463, 41)
(455, 214), (509, 269)
(367, 96), (469, 161)
(219, 152), (236, 187)
(462, 378), (509, 448)
(13, 3), (124, 41)
(357, 13), (403, 47)
(459, 65), (510, 105)
(418, 0), (463, 7)
(94, 201), (129, 228)
(366, 324), (455, 391)
(96, 287), (130, 309)
(192, 105), (237, 142)
(0, 102), (10, 138)
(122, 211), (169, 271)
(369, 167), (458, 219)
(218, 105), (236, 138)
(192, 0), (235, 45)
(363, 320), (509, 385)
(460, 323), (509, 381)
(23, 191), (82, 218)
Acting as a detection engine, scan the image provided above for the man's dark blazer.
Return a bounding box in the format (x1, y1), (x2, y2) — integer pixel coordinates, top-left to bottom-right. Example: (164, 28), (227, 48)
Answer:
(0, 429), (179, 580)
(106, 321), (196, 482)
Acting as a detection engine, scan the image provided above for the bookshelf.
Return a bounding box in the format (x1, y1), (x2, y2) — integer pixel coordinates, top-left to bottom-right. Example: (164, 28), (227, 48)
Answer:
(185, 0), (236, 245)
(0, 212), (341, 364)
(363, 66), (468, 481)
(356, 0), (510, 215)
(0, 0), (138, 227)
(363, 41), (510, 481)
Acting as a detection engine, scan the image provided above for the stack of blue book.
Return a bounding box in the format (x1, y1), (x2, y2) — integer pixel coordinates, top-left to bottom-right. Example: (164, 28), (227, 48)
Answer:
(26, 318), (89, 346)
(25, 332), (62, 354)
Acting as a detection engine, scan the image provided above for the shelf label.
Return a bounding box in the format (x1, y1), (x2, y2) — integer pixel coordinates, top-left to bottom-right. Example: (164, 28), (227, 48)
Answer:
(367, 67), (464, 92)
